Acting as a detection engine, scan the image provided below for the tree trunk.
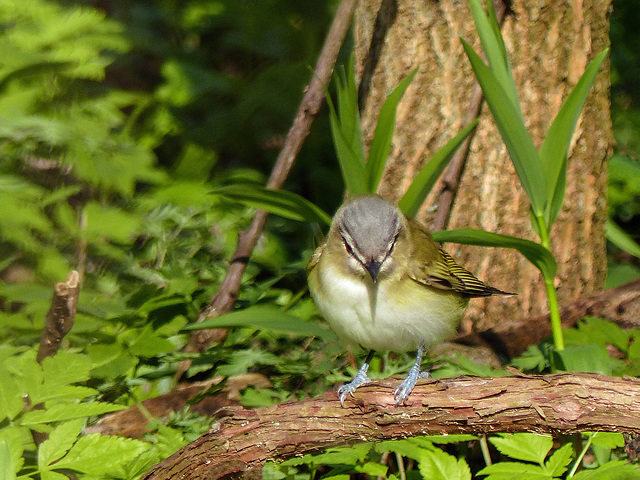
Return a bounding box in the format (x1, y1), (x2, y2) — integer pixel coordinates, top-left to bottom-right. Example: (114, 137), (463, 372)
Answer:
(354, 0), (612, 332)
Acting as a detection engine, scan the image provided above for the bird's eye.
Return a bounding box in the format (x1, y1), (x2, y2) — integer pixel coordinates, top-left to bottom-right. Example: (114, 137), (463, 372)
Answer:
(343, 240), (354, 255)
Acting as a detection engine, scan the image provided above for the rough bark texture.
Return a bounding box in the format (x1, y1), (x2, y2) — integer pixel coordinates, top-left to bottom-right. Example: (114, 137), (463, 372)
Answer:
(353, 0), (613, 332)
(142, 373), (640, 480)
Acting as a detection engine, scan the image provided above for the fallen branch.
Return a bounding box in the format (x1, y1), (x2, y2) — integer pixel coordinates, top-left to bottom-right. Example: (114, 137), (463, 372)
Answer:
(457, 279), (640, 357)
(142, 372), (640, 479)
(36, 270), (80, 363)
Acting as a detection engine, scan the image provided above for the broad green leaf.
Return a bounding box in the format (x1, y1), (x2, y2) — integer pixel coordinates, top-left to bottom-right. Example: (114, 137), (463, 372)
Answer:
(51, 433), (149, 476)
(367, 68), (418, 192)
(432, 228), (556, 280)
(0, 371), (23, 422)
(417, 446), (471, 480)
(41, 472), (69, 480)
(38, 419), (84, 468)
(606, 219), (640, 259)
(489, 433), (552, 464)
(555, 344), (624, 375)
(212, 185), (331, 225)
(468, 0), (521, 118)
(543, 442), (573, 477)
(182, 305), (335, 340)
(21, 402), (124, 425)
(462, 40), (546, 215)
(572, 461), (640, 479)
(0, 441), (16, 480)
(540, 49), (608, 229)
(589, 432), (625, 450)
(41, 352), (91, 393)
(477, 461), (551, 479)
(399, 120), (478, 217)
(375, 439), (432, 461)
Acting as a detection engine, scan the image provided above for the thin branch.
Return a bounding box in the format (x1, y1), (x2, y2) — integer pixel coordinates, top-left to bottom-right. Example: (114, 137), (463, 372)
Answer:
(187, 0), (358, 355)
(431, 0), (508, 231)
(142, 372), (640, 479)
(36, 270), (80, 364)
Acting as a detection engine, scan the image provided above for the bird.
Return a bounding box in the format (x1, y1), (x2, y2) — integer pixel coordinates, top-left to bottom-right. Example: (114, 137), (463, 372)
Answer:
(307, 194), (513, 406)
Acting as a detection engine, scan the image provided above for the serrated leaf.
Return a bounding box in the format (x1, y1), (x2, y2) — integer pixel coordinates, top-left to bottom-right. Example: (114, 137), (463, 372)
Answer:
(0, 370), (23, 422)
(51, 433), (149, 476)
(572, 460), (640, 479)
(40, 472), (69, 480)
(183, 305), (335, 340)
(213, 184), (331, 225)
(489, 433), (553, 464)
(399, 120), (478, 218)
(38, 419), (84, 468)
(308, 443), (373, 467)
(555, 344), (624, 375)
(589, 432), (625, 450)
(0, 441), (16, 480)
(543, 443), (573, 477)
(432, 228), (556, 280)
(477, 461), (551, 479)
(462, 39), (546, 216)
(417, 446), (471, 480)
(540, 50), (608, 230)
(374, 439), (432, 461)
(21, 402), (124, 425)
(41, 351), (91, 394)
(367, 68), (418, 192)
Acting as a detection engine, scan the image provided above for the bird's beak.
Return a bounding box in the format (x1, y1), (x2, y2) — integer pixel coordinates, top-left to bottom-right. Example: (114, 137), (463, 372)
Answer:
(365, 259), (381, 283)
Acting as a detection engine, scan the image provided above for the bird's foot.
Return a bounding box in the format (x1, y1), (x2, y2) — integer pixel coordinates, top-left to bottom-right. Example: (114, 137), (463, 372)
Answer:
(394, 368), (430, 406)
(337, 370), (371, 407)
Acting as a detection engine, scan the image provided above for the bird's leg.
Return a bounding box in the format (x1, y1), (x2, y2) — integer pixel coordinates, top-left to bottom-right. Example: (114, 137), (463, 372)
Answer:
(394, 344), (429, 405)
(338, 350), (375, 406)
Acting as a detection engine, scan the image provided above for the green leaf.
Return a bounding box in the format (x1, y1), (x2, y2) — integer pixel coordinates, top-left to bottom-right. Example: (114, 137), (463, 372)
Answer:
(213, 185), (331, 225)
(462, 39), (546, 216)
(38, 419), (84, 468)
(489, 433), (553, 464)
(327, 59), (368, 194)
(21, 402), (124, 425)
(432, 228), (556, 280)
(398, 120), (478, 218)
(468, 0), (521, 117)
(543, 443), (573, 477)
(0, 369), (23, 422)
(539, 49), (608, 229)
(182, 305), (335, 340)
(417, 446), (471, 480)
(0, 441), (16, 480)
(477, 461), (552, 479)
(572, 461), (640, 479)
(555, 344), (624, 375)
(51, 433), (149, 476)
(606, 219), (640, 259)
(590, 432), (625, 450)
(367, 68), (418, 192)
(41, 352), (91, 394)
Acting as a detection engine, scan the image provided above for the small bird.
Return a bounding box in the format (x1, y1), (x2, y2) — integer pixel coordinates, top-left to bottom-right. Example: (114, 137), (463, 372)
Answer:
(307, 194), (513, 406)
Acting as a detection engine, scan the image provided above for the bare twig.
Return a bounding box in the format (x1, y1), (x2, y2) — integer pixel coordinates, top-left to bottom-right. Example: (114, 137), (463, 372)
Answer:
(36, 270), (80, 363)
(187, 0), (359, 355)
(432, 0), (508, 231)
(142, 372), (640, 479)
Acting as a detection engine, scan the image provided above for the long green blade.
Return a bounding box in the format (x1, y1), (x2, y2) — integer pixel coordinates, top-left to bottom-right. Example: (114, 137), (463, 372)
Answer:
(606, 219), (640, 259)
(468, 0), (522, 119)
(213, 184), (332, 225)
(432, 228), (557, 279)
(539, 49), (608, 230)
(183, 305), (336, 340)
(367, 68), (418, 192)
(462, 39), (546, 216)
(398, 120), (478, 218)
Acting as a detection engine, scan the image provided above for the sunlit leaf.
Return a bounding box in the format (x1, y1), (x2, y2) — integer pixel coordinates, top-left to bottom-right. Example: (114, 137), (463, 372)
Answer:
(213, 184), (331, 225)
(399, 120), (478, 217)
(367, 68), (418, 192)
(432, 228), (556, 279)
(606, 218), (640, 259)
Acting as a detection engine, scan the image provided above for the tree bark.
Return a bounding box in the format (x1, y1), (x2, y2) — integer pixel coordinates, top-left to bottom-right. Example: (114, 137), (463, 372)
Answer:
(142, 373), (640, 480)
(353, 0), (613, 332)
